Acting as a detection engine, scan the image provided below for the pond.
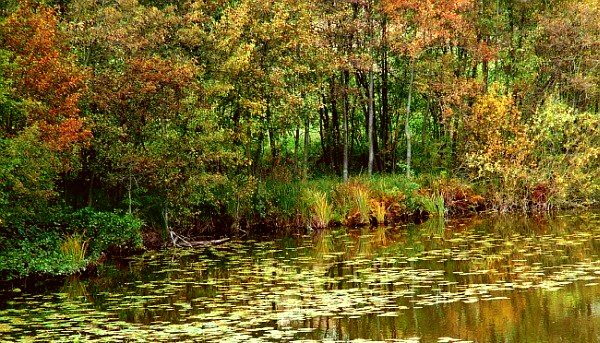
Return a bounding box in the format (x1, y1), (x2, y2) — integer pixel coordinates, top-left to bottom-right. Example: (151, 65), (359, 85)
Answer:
(2, 212), (600, 342)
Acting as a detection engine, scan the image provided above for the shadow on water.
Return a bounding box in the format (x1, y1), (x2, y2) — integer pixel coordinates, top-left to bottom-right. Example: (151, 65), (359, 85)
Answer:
(1, 211), (600, 342)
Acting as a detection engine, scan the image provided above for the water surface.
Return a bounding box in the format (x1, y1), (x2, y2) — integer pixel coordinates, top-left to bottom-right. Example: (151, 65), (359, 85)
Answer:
(2, 212), (600, 342)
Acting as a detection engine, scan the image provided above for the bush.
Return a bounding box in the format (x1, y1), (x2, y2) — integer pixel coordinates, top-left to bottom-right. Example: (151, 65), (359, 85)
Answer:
(0, 208), (143, 279)
(531, 97), (600, 207)
(0, 127), (59, 232)
(68, 208), (143, 256)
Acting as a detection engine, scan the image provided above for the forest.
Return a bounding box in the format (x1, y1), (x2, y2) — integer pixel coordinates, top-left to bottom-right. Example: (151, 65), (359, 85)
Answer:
(0, 0), (599, 279)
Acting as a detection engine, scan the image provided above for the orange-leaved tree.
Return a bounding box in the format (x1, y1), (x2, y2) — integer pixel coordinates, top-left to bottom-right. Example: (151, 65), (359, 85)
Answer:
(1, 0), (90, 151)
(383, 0), (477, 175)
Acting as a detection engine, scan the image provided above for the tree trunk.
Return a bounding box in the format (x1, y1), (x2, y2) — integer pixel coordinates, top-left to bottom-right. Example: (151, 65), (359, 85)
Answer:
(405, 59), (415, 177)
(128, 171), (133, 215)
(253, 132), (264, 176)
(330, 77), (341, 174)
(294, 127), (300, 176)
(343, 70), (350, 182)
(368, 69), (374, 177)
(303, 117), (309, 180)
(266, 103), (278, 162)
(380, 18), (390, 171)
(367, 1), (375, 177)
(482, 59), (489, 93)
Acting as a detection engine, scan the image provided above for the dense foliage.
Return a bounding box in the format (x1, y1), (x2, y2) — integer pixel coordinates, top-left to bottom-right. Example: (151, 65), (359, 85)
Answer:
(0, 0), (598, 278)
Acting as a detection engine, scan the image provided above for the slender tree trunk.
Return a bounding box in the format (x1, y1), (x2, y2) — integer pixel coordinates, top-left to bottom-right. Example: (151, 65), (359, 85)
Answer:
(482, 59), (489, 93)
(330, 78), (341, 174)
(343, 71), (350, 182)
(294, 127), (300, 176)
(319, 93), (332, 166)
(87, 173), (95, 207)
(367, 1), (375, 177)
(253, 132), (264, 176)
(266, 104), (278, 162)
(163, 205), (170, 238)
(303, 117), (309, 180)
(422, 100), (429, 147)
(368, 69), (374, 177)
(405, 59), (415, 177)
(318, 104), (327, 162)
(128, 172), (133, 215)
(350, 95), (357, 161)
(380, 19), (390, 171)
(268, 127), (277, 162)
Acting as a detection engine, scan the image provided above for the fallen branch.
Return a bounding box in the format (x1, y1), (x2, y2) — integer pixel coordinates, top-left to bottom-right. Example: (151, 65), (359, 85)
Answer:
(169, 230), (229, 248)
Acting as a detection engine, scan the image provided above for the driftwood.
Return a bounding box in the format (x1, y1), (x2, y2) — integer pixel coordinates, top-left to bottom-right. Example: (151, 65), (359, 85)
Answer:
(169, 230), (229, 248)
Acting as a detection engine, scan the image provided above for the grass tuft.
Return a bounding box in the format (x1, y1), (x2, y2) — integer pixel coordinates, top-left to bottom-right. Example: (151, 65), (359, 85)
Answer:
(60, 233), (88, 267)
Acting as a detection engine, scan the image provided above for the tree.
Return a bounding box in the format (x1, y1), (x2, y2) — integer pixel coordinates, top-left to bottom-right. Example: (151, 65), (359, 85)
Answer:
(201, 0), (329, 175)
(383, 0), (475, 175)
(1, 1), (90, 152)
(535, 0), (600, 112)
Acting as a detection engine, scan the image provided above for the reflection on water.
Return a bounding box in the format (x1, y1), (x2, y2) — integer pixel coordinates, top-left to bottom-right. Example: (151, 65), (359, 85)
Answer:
(1, 212), (600, 342)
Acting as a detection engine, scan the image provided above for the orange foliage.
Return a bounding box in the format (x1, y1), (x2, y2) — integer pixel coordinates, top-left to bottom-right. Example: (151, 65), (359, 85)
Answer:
(383, 0), (474, 57)
(1, 1), (90, 151)
(93, 56), (198, 124)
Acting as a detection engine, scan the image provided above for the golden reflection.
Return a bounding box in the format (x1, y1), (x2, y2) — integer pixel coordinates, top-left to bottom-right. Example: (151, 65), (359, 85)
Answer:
(3, 212), (600, 342)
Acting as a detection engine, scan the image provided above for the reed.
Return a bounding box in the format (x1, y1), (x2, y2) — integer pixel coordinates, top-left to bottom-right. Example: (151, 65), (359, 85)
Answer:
(352, 187), (371, 225)
(419, 194), (445, 217)
(60, 233), (88, 266)
(370, 200), (386, 225)
(304, 189), (333, 229)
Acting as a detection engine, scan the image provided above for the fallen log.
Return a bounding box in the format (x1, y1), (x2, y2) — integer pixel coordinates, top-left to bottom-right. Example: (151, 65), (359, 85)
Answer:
(169, 230), (229, 248)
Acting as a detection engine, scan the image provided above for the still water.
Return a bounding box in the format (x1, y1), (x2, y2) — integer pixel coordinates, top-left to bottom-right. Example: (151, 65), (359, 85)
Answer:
(2, 212), (600, 342)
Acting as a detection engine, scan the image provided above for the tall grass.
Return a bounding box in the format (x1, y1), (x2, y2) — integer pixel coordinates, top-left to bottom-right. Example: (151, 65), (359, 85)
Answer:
(418, 194), (445, 217)
(352, 186), (371, 225)
(60, 233), (88, 266)
(370, 200), (386, 225)
(212, 174), (456, 232)
(303, 189), (333, 229)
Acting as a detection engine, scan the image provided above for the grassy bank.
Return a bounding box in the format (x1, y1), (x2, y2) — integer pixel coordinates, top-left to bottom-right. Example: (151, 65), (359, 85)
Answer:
(163, 170), (597, 238)
(158, 174), (487, 238)
(1, 170), (598, 281)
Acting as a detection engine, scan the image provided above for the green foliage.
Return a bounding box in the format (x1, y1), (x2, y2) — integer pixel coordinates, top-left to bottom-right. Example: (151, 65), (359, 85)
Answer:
(531, 98), (600, 207)
(0, 127), (58, 231)
(68, 208), (143, 255)
(0, 208), (142, 279)
(0, 230), (85, 279)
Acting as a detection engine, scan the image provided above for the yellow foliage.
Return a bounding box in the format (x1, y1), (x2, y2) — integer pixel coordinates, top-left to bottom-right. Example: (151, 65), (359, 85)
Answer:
(462, 91), (600, 209)
(463, 88), (533, 181)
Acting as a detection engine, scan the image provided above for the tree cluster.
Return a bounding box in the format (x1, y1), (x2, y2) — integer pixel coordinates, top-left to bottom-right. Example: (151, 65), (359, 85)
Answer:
(1, 0), (598, 234)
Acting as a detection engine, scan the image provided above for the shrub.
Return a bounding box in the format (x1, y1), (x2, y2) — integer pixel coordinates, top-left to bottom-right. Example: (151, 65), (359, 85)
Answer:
(68, 208), (143, 256)
(531, 97), (600, 207)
